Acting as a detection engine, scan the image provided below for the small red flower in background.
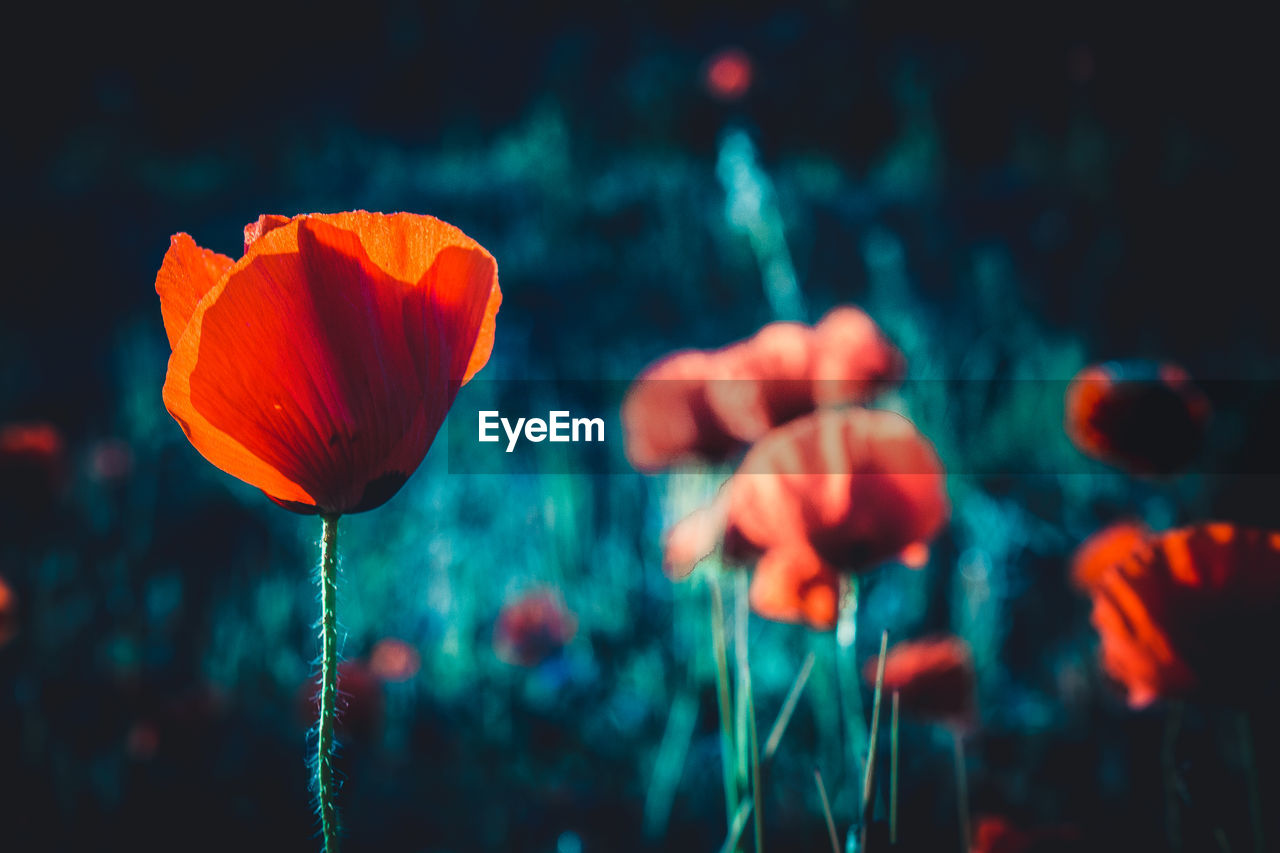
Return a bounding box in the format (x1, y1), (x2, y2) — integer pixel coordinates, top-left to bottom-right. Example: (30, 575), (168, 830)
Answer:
(0, 422), (66, 505)
(369, 637), (421, 683)
(494, 591), (577, 667)
(971, 815), (1082, 853)
(724, 408), (948, 572)
(156, 211), (501, 515)
(1065, 361), (1208, 475)
(298, 659), (384, 740)
(866, 636), (975, 727)
(703, 48), (753, 101)
(1084, 523), (1280, 708)
(1070, 519), (1150, 591)
(0, 574), (16, 647)
(622, 306), (901, 472)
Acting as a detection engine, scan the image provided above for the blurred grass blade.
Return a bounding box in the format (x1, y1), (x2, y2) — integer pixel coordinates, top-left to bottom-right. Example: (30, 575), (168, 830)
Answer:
(763, 650), (816, 765)
(735, 571), (751, 793)
(642, 689), (699, 840)
(836, 576), (867, 800)
(859, 630), (889, 853)
(814, 769), (841, 853)
(719, 800), (754, 853)
(890, 691), (900, 845)
(747, 657), (764, 853)
(707, 567), (740, 832)
(953, 732), (970, 853)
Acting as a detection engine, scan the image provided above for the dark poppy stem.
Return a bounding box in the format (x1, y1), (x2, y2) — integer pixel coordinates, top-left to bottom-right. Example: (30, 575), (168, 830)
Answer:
(953, 731), (970, 853)
(317, 515), (341, 853)
(1239, 711), (1265, 853)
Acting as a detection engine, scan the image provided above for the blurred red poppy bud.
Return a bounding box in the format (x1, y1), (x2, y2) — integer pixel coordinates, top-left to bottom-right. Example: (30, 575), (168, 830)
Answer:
(0, 421), (66, 505)
(1070, 519), (1150, 592)
(369, 637), (421, 683)
(494, 591), (577, 667)
(1065, 361), (1209, 475)
(867, 636), (976, 728)
(703, 48), (753, 101)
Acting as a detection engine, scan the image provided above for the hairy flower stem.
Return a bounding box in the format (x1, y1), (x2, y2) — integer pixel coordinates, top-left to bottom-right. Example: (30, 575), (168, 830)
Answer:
(317, 515), (341, 853)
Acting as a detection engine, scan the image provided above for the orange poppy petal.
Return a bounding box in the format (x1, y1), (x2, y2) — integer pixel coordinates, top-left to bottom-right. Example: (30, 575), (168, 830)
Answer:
(155, 233), (234, 350)
(164, 216), (495, 514)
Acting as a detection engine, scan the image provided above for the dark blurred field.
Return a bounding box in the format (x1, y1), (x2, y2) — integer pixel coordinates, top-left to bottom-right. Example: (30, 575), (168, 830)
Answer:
(1, 2), (1277, 852)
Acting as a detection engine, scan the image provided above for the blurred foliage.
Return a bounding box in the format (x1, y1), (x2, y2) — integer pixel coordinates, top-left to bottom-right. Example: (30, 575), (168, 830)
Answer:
(1, 2), (1277, 852)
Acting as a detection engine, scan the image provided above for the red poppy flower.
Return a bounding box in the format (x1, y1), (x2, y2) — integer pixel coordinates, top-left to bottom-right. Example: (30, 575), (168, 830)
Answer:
(621, 351), (743, 471)
(1086, 523), (1280, 708)
(156, 211), (501, 515)
(494, 591), (577, 667)
(1065, 361), (1209, 475)
(369, 637), (421, 683)
(0, 574), (16, 647)
(724, 408), (948, 572)
(703, 48), (754, 101)
(622, 306), (901, 472)
(971, 816), (1082, 853)
(0, 421), (66, 505)
(748, 542), (840, 630)
(1069, 519), (1150, 592)
(706, 307), (904, 444)
(866, 635), (975, 727)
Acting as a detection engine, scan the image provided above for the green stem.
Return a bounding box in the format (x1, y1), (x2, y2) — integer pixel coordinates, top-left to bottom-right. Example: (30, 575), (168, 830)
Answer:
(1239, 711), (1265, 853)
(318, 515), (341, 853)
(890, 691), (900, 846)
(708, 568), (739, 834)
(860, 631), (889, 852)
(953, 731), (970, 853)
(836, 575), (867, 805)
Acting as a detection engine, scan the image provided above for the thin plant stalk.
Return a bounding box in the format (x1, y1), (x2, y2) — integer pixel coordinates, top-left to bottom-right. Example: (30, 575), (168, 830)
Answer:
(719, 801), (754, 853)
(763, 651), (817, 765)
(860, 631), (889, 853)
(735, 572), (751, 792)
(708, 568), (740, 834)
(953, 731), (970, 853)
(1165, 700), (1185, 852)
(1239, 711), (1265, 853)
(813, 769), (841, 853)
(836, 575), (868, 794)
(317, 515), (341, 853)
(890, 691), (901, 846)
(732, 572), (764, 853)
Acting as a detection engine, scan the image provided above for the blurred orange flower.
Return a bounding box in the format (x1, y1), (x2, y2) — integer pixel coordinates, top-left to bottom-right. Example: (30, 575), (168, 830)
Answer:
(1069, 519), (1150, 591)
(622, 306), (901, 472)
(724, 408), (948, 572)
(156, 211), (500, 515)
(748, 542), (840, 630)
(1065, 361), (1208, 475)
(1085, 523), (1280, 708)
(866, 636), (975, 727)
(621, 351), (743, 471)
(494, 591), (577, 667)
